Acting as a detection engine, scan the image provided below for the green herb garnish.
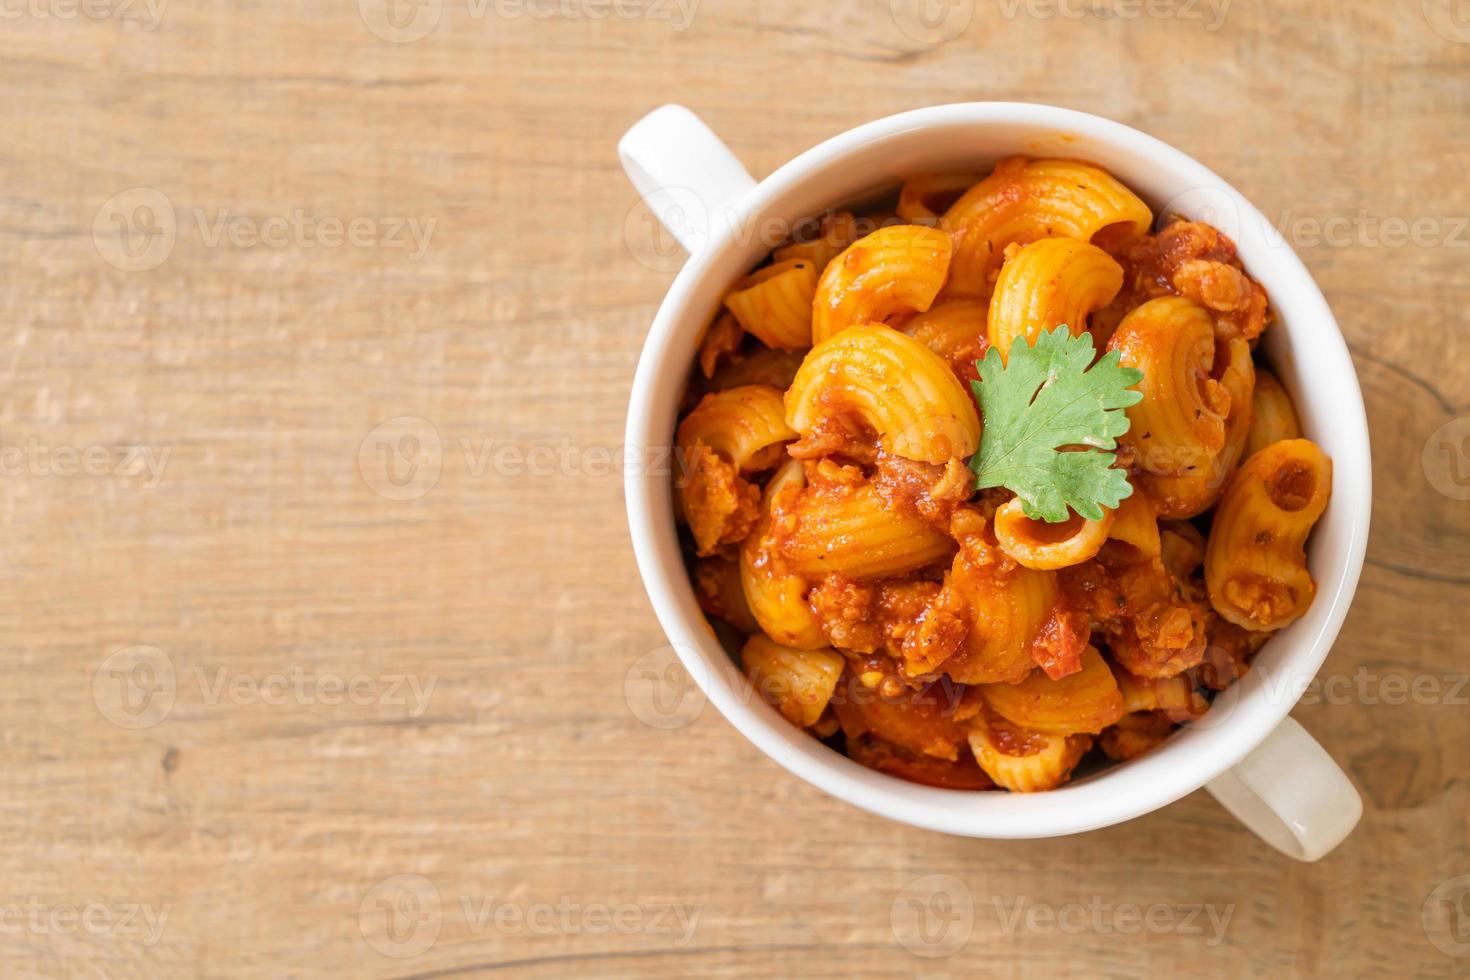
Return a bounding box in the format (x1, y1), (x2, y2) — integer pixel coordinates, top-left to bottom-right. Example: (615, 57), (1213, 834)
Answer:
(969, 326), (1143, 523)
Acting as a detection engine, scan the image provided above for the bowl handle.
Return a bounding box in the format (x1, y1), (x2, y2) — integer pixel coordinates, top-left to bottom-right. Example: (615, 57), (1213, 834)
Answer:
(1205, 715), (1362, 861)
(618, 104), (757, 260)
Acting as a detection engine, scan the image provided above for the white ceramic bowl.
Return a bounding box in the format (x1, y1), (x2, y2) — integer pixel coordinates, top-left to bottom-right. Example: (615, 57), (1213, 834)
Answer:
(620, 103), (1370, 860)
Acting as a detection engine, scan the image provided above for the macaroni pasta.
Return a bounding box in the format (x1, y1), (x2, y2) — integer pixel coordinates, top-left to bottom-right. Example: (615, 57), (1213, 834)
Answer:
(670, 157), (1331, 793)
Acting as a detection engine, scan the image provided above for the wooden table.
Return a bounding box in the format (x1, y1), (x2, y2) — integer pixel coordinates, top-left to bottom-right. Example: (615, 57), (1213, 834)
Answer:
(2, 1), (1467, 976)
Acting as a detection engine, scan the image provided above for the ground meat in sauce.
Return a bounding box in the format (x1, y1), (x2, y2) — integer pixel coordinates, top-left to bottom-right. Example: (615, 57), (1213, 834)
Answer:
(897, 528), (1089, 685)
(830, 670), (979, 760)
(1030, 603), (1091, 680)
(871, 452), (974, 531)
(897, 524), (1002, 680)
(1098, 218), (1270, 342)
(902, 592), (972, 680)
(807, 575), (941, 655)
(678, 443), (760, 557)
(1220, 573), (1302, 630)
(1060, 557), (1209, 679)
(786, 393), (879, 465)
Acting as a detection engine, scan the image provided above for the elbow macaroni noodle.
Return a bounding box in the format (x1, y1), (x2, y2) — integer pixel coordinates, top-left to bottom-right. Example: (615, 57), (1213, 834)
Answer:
(669, 157), (1332, 793)
(987, 238), (1124, 355)
(969, 717), (1093, 793)
(1205, 439), (1330, 631)
(993, 497), (1115, 571)
(935, 548), (1061, 685)
(741, 635), (845, 728)
(1244, 368), (1302, 459)
(785, 322), (982, 464)
(900, 299), (989, 370)
(810, 224), (952, 344)
(941, 157), (1152, 298)
(1141, 333), (1257, 518)
(981, 647), (1125, 736)
(778, 476), (957, 580)
(1104, 489), (1162, 564)
(1109, 296), (1238, 518)
(723, 258), (819, 349)
(740, 460), (829, 649)
(676, 385), (796, 473)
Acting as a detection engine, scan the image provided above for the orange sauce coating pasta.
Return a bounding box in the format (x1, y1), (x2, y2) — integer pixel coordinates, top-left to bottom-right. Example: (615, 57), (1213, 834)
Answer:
(674, 159), (1329, 793)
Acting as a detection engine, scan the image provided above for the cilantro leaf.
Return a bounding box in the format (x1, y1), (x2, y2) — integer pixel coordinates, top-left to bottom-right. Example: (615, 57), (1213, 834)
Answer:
(968, 326), (1144, 523)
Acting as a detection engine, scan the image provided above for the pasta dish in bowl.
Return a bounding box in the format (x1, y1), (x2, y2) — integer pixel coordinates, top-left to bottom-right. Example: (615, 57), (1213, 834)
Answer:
(673, 158), (1329, 793)
(620, 103), (1368, 857)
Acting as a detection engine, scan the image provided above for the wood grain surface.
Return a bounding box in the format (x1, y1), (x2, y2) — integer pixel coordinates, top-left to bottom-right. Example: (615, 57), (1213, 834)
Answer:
(1, 1), (1468, 976)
